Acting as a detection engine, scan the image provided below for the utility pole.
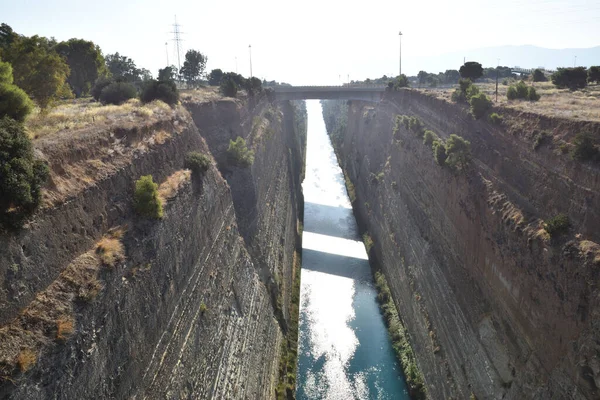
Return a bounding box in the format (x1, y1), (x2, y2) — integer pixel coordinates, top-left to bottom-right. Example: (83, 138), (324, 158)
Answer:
(495, 58), (500, 102)
(249, 45), (253, 78)
(574, 55), (577, 67)
(165, 42), (169, 66)
(170, 15), (184, 78)
(399, 31), (403, 77)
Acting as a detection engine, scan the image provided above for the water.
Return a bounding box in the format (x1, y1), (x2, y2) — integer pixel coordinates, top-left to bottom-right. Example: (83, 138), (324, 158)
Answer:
(296, 101), (410, 399)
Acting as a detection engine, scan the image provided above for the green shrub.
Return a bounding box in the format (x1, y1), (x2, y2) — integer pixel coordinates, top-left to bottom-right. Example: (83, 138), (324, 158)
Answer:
(134, 175), (163, 219)
(0, 117), (49, 229)
(526, 86), (540, 101)
(0, 83), (34, 122)
(423, 130), (438, 146)
(393, 74), (410, 89)
(533, 69), (547, 82)
(91, 76), (113, 101)
(552, 67), (588, 90)
(432, 139), (447, 166)
(140, 79), (179, 105)
(408, 116), (424, 137)
(220, 77), (237, 97)
(544, 214), (570, 237)
(184, 151), (211, 175)
(570, 132), (599, 162)
(99, 82), (137, 105)
(445, 134), (471, 170)
(362, 232), (374, 252)
(506, 86), (518, 100)
(469, 93), (492, 119)
(0, 60), (13, 84)
(589, 66), (600, 84)
(227, 136), (254, 167)
(489, 113), (503, 125)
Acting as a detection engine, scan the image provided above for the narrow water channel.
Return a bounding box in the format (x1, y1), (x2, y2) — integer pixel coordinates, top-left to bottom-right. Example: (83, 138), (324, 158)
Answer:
(296, 101), (410, 399)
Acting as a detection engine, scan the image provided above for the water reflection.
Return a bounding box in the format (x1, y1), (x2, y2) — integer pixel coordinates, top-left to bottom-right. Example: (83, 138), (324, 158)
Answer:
(296, 101), (409, 399)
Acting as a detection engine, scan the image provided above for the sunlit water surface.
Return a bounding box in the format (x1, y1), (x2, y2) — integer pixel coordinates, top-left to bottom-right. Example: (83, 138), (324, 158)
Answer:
(296, 101), (409, 399)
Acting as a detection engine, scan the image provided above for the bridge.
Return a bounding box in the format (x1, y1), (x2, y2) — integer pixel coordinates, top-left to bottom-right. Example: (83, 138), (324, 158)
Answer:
(272, 85), (387, 102)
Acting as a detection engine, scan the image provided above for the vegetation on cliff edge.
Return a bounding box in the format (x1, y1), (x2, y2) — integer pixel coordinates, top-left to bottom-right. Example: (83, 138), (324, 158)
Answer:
(374, 271), (427, 399)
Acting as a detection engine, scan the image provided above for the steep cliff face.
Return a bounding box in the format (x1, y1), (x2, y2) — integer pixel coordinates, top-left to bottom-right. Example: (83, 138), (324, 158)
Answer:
(324, 91), (600, 399)
(0, 92), (305, 399)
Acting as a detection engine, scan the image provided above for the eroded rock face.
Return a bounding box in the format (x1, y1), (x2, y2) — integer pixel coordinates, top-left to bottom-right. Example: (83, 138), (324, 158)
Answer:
(0, 95), (305, 399)
(324, 92), (600, 400)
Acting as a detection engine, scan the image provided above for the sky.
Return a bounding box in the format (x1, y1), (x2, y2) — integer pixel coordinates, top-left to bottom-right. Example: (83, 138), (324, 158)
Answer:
(2, 0), (600, 84)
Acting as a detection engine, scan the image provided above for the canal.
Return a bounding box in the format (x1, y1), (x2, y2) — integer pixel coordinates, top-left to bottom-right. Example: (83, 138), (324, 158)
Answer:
(296, 100), (410, 399)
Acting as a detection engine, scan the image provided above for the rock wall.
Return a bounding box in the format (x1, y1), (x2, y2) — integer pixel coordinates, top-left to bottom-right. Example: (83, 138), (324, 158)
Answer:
(0, 93), (305, 399)
(324, 91), (600, 400)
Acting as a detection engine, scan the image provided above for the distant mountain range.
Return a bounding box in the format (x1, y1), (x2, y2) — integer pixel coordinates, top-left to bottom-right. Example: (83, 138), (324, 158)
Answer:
(406, 45), (600, 74)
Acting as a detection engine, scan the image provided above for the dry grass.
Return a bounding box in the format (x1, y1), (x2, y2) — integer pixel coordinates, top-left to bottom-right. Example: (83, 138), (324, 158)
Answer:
(424, 82), (600, 121)
(180, 86), (224, 103)
(56, 317), (75, 341)
(158, 169), (191, 203)
(96, 237), (125, 268)
(26, 98), (175, 139)
(17, 349), (37, 372)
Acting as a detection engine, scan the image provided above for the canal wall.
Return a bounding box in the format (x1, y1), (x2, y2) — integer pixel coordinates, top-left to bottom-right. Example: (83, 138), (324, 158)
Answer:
(0, 92), (306, 399)
(323, 91), (600, 400)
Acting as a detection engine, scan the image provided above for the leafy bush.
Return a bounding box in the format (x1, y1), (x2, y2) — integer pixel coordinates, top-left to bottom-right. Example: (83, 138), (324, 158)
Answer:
(570, 132), (599, 162)
(408, 116), (424, 137)
(533, 69), (547, 82)
(526, 86), (540, 101)
(140, 79), (179, 105)
(0, 117), (49, 229)
(227, 136), (254, 167)
(0, 60), (13, 84)
(506, 86), (517, 100)
(184, 151), (211, 175)
(469, 93), (492, 119)
(552, 67), (588, 90)
(91, 76), (113, 101)
(445, 134), (471, 170)
(589, 66), (600, 84)
(544, 214), (569, 237)
(134, 175), (163, 219)
(452, 78), (480, 103)
(423, 130), (438, 146)
(489, 113), (503, 125)
(99, 82), (137, 105)
(432, 139), (447, 166)
(393, 74), (409, 89)
(0, 83), (34, 122)
(220, 77), (237, 97)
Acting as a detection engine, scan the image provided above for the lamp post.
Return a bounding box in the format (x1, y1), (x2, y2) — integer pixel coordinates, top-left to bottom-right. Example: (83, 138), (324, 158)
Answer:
(235, 56), (238, 74)
(249, 45), (253, 78)
(399, 31), (403, 77)
(574, 55), (577, 67)
(165, 42), (169, 66)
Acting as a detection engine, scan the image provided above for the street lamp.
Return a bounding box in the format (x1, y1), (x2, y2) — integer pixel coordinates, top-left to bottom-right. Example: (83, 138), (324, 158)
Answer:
(249, 45), (253, 78)
(165, 42), (169, 66)
(399, 31), (403, 77)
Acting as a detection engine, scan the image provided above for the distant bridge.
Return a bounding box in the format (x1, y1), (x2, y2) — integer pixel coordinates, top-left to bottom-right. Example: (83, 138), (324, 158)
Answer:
(272, 85), (387, 102)
(511, 66), (556, 75)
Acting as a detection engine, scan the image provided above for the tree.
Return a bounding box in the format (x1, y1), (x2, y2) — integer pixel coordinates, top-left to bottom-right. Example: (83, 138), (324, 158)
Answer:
(0, 77), (34, 122)
(444, 69), (460, 84)
(180, 50), (207, 87)
(55, 39), (107, 97)
(139, 68), (152, 81)
(105, 52), (140, 82)
(469, 93), (492, 119)
(552, 67), (588, 90)
(0, 117), (49, 229)
(393, 74), (409, 89)
(417, 71), (428, 87)
(445, 134), (471, 170)
(91, 76), (113, 101)
(5, 35), (72, 109)
(588, 66), (600, 84)
(532, 69), (547, 82)
(158, 65), (177, 82)
(220, 76), (237, 97)
(208, 68), (223, 86)
(570, 132), (599, 162)
(459, 62), (483, 81)
(0, 23), (18, 57)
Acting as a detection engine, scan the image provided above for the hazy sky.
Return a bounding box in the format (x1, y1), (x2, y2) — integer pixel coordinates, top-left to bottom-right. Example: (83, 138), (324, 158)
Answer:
(2, 0), (600, 84)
